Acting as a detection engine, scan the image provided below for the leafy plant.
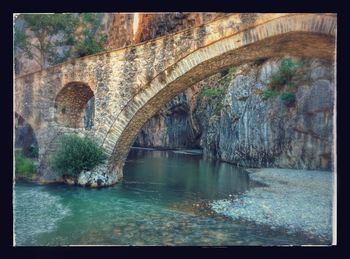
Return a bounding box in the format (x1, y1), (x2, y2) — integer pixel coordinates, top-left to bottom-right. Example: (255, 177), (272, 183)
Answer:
(14, 14), (80, 68)
(269, 58), (302, 91)
(74, 32), (107, 57)
(201, 87), (226, 98)
(220, 66), (236, 77)
(15, 150), (36, 176)
(269, 74), (286, 91)
(200, 66), (237, 115)
(73, 13), (107, 57)
(51, 134), (107, 177)
(287, 82), (296, 89)
(228, 67), (236, 75)
(262, 89), (279, 99)
(14, 13), (107, 69)
(262, 58), (304, 106)
(280, 92), (296, 105)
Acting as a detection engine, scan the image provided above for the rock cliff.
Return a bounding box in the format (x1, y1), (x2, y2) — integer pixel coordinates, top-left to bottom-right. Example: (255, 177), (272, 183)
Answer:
(135, 57), (335, 170)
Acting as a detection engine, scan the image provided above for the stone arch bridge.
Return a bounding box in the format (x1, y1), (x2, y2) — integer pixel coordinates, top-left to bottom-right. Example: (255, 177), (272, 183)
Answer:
(15, 13), (336, 186)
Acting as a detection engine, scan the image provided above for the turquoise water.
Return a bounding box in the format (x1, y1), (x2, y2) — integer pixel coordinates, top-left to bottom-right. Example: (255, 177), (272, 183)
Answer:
(14, 149), (320, 246)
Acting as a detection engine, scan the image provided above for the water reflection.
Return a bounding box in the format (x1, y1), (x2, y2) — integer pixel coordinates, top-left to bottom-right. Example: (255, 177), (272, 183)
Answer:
(124, 148), (250, 201)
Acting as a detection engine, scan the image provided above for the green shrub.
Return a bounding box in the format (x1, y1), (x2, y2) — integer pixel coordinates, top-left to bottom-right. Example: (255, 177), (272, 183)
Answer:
(269, 74), (287, 91)
(201, 87), (226, 98)
(51, 134), (107, 177)
(287, 82), (296, 89)
(262, 58), (304, 105)
(280, 92), (296, 105)
(269, 58), (300, 91)
(15, 150), (36, 176)
(228, 67), (236, 75)
(262, 89), (279, 99)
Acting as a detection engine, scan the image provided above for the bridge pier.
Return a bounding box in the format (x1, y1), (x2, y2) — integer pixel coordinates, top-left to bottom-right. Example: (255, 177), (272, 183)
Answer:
(73, 162), (120, 187)
(37, 159), (122, 187)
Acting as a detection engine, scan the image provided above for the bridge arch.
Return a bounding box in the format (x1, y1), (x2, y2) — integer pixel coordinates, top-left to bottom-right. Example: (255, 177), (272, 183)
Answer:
(14, 13), (336, 186)
(100, 14), (336, 180)
(54, 82), (95, 129)
(15, 112), (39, 158)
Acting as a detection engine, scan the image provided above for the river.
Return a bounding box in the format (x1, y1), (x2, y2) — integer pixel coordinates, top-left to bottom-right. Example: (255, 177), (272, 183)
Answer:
(14, 148), (324, 246)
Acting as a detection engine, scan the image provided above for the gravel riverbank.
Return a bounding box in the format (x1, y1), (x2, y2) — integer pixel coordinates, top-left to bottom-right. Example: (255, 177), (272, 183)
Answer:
(210, 168), (335, 244)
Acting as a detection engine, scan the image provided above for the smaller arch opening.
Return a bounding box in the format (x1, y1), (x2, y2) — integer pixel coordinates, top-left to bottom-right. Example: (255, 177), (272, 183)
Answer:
(15, 112), (38, 158)
(54, 82), (95, 129)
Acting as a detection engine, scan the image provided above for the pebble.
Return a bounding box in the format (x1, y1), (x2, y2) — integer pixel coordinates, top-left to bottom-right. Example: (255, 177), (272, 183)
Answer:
(210, 168), (334, 242)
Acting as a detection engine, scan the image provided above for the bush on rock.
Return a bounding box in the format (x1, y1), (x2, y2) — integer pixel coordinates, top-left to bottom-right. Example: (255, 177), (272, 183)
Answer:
(51, 134), (107, 177)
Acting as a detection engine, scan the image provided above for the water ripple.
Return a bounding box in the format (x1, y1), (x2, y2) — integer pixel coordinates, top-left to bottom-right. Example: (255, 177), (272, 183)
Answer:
(14, 186), (71, 246)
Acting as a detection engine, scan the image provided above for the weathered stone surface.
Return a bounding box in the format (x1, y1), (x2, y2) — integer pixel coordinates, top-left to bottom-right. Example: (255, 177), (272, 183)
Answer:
(198, 57), (335, 170)
(77, 163), (118, 187)
(297, 80), (334, 114)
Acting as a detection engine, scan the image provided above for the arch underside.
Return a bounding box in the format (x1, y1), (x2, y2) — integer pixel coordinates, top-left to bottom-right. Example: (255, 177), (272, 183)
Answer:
(107, 31), (335, 176)
(54, 82), (94, 128)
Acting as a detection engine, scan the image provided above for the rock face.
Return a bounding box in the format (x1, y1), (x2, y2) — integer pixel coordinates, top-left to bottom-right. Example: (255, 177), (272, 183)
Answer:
(15, 13), (224, 75)
(106, 13), (224, 50)
(134, 90), (201, 149)
(215, 58), (334, 170)
(135, 57), (335, 170)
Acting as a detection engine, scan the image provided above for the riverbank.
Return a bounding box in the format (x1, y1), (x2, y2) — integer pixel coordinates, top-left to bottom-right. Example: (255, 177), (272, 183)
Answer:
(210, 168), (335, 244)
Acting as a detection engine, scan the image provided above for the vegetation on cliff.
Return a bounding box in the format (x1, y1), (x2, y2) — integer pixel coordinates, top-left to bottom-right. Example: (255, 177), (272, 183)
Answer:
(14, 13), (107, 69)
(262, 58), (304, 105)
(51, 135), (107, 177)
(200, 67), (236, 114)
